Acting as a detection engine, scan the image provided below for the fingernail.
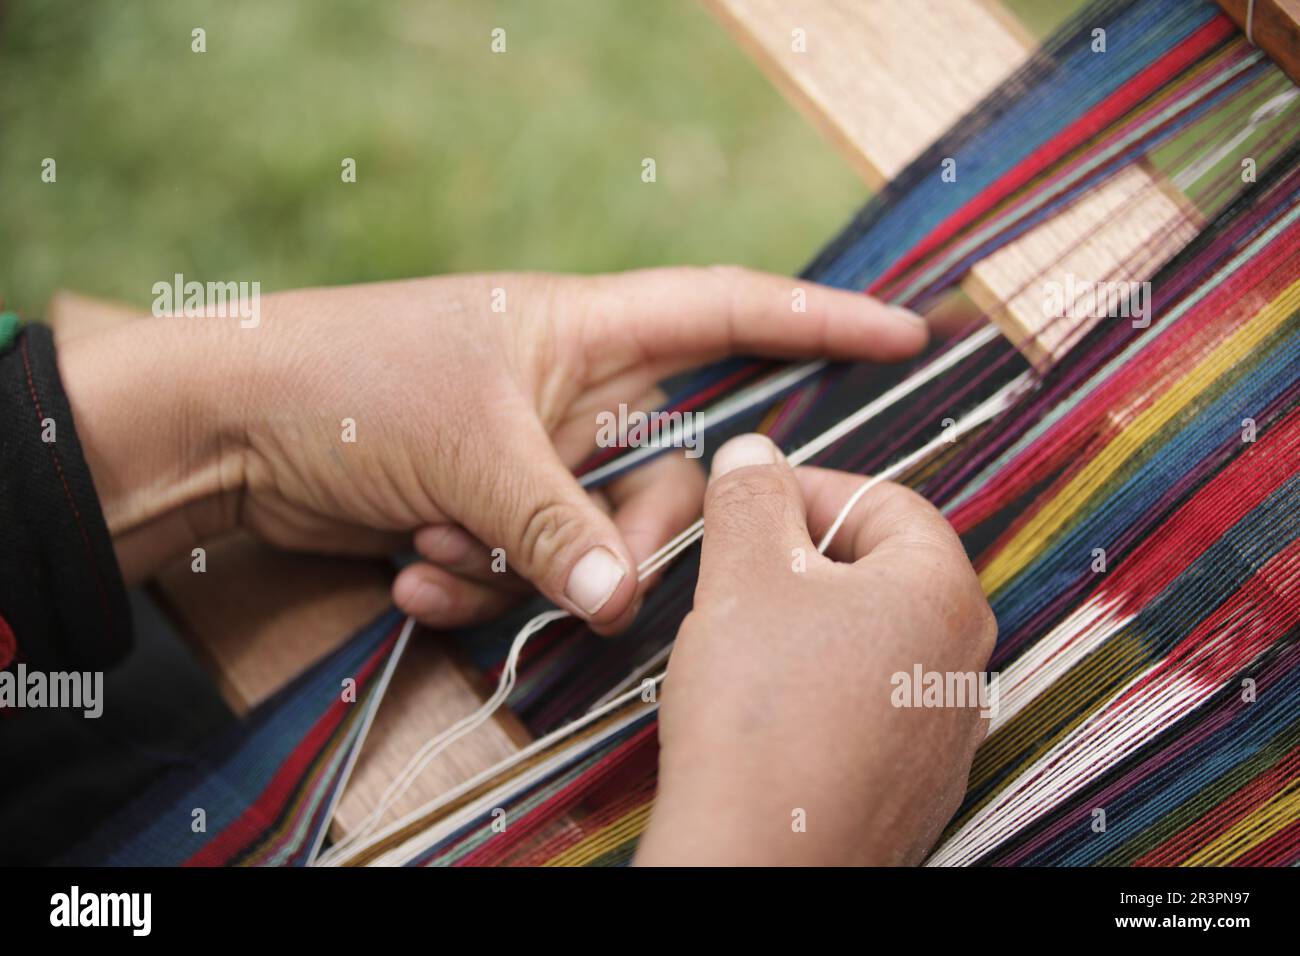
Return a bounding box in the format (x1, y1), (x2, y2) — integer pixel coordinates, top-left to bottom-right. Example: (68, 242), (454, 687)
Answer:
(566, 546), (627, 615)
(711, 433), (777, 480)
(889, 305), (928, 328)
(399, 580), (449, 617)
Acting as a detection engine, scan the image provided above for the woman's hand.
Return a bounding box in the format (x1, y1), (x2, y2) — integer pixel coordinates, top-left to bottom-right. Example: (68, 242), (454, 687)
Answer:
(635, 434), (996, 865)
(58, 268), (925, 632)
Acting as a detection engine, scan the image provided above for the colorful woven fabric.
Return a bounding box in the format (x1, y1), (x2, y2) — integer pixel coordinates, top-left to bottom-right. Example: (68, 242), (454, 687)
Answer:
(74, 0), (1300, 867)
(70, 610), (405, 866)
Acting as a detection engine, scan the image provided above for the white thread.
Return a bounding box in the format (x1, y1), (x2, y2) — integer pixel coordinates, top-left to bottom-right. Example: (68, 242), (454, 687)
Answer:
(590, 643), (673, 709)
(318, 675), (663, 866)
(1246, 0), (1256, 45)
(369, 697), (658, 866)
(322, 608), (567, 862)
(304, 615), (413, 867)
(578, 359), (829, 487)
(579, 322), (1001, 488)
(1171, 82), (1294, 192)
(787, 324), (1002, 466)
(814, 375), (1030, 554)
(604, 327), (1008, 582)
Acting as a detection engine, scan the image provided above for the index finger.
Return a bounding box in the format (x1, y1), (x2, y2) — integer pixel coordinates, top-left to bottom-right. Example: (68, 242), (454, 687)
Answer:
(580, 266), (928, 373)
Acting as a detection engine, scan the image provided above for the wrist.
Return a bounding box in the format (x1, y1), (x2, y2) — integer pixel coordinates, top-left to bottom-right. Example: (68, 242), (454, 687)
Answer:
(58, 315), (252, 583)
(638, 768), (847, 866)
(638, 735), (898, 865)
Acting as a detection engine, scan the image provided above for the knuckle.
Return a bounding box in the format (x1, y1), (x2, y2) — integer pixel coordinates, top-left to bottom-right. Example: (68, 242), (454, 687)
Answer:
(708, 469), (791, 517)
(971, 594), (998, 663)
(705, 263), (752, 285)
(917, 552), (994, 659)
(435, 582), (467, 621)
(934, 566), (996, 664)
(675, 608), (709, 641)
(872, 479), (928, 512)
(880, 481), (955, 538)
(515, 497), (583, 574)
(706, 473), (798, 553)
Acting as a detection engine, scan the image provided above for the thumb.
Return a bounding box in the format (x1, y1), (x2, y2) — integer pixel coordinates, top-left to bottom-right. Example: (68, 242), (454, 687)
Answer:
(456, 416), (638, 630)
(698, 434), (817, 596)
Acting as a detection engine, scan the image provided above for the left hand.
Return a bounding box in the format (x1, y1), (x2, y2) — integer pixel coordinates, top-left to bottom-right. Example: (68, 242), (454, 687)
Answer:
(59, 266), (926, 632)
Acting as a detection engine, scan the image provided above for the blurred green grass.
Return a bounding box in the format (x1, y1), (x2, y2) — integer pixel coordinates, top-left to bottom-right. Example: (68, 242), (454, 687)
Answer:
(1, 0), (874, 314)
(1, 0), (1074, 316)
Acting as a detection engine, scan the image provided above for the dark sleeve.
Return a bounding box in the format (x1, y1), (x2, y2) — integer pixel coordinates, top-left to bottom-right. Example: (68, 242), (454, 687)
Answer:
(0, 321), (132, 672)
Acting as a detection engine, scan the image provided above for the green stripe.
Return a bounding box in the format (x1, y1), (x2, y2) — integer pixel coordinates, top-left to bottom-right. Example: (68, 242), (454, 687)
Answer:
(0, 311), (19, 352)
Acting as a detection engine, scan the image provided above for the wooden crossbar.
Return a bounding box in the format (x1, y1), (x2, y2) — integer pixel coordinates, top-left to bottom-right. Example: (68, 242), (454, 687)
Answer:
(705, 0), (1205, 368)
(1218, 0), (1300, 85)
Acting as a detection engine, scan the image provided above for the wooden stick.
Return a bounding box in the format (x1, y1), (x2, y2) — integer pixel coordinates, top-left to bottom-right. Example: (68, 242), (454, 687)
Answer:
(1217, 0), (1300, 85)
(703, 0), (1031, 189)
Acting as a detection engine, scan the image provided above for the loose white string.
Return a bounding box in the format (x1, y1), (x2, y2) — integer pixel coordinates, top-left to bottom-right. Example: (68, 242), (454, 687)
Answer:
(321, 607), (567, 863)
(599, 326), (1007, 584)
(786, 324), (1004, 466)
(815, 374), (1033, 553)
(578, 358), (829, 487)
(1246, 0), (1256, 45)
(589, 642), (673, 710)
(324, 328), (1018, 858)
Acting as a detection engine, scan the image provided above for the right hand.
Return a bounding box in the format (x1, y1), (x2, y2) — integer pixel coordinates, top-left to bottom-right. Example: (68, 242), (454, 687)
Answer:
(636, 433), (997, 866)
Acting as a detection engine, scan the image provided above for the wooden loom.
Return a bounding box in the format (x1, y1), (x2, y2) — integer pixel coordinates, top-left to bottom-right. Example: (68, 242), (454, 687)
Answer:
(45, 0), (1300, 841)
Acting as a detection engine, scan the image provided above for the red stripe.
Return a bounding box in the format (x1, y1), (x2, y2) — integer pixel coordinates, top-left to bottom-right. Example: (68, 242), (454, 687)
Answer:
(1230, 815), (1300, 866)
(183, 632), (398, 866)
(450, 721), (658, 867)
(514, 780), (656, 866)
(1104, 407), (1300, 618)
(0, 614), (15, 670)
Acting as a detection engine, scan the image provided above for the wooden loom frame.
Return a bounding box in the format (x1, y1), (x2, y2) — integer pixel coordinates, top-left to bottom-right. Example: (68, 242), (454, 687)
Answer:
(44, 0), (1300, 841)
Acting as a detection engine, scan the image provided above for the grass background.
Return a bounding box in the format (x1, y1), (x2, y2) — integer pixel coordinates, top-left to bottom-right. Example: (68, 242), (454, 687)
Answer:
(1, 0), (1081, 316)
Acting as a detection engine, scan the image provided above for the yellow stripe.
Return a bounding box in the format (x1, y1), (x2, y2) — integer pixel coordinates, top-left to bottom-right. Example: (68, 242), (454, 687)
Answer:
(981, 278), (1300, 597)
(1182, 778), (1300, 866)
(545, 802), (653, 867)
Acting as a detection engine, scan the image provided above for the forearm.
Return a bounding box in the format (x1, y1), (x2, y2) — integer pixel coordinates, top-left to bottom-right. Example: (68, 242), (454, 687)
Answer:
(57, 316), (250, 584)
